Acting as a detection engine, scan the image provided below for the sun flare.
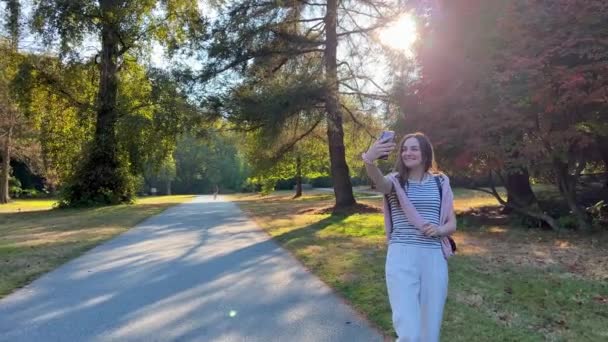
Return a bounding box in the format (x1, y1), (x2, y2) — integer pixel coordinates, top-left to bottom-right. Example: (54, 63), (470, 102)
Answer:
(378, 13), (418, 56)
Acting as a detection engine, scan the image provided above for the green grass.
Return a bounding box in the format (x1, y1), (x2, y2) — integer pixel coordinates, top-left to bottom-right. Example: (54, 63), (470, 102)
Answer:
(0, 198), (58, 213)
(446, 256), (607, 341)
(233, 191), (608, 341)
(0, 195), (194, 298)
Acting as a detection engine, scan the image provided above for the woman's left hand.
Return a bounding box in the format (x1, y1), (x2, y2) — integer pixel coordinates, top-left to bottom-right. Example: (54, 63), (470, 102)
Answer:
(421, 223), (442, 237)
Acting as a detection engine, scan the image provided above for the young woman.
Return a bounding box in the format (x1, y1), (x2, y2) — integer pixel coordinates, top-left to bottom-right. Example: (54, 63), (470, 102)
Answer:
(362, 132), (456, 342)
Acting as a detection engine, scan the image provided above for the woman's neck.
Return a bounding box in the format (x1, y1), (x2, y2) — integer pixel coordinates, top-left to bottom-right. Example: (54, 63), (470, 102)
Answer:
(408, 167), (426, 182)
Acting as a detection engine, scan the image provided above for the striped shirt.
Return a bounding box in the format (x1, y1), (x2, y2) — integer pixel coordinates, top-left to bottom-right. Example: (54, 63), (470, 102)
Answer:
(388, 175), (442, 248)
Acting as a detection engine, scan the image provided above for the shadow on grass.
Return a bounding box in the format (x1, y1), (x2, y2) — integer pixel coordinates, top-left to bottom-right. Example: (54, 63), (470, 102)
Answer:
(272, 214), (348, 244)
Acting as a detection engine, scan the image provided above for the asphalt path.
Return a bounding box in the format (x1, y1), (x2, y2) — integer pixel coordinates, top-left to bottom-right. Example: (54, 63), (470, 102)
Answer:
(0, 196), (384, 342)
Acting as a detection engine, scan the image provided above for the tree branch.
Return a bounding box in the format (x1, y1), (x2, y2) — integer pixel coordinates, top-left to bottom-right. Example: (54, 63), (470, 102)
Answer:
(33, 65), (93, 111)
(485, 170), (561, 230)
(201, 47), (325, 81)
(270, 118), (322, 162)
(340, 6), (383, 19)
(340, 103), (375, 139)
(339, 82), (391, 101)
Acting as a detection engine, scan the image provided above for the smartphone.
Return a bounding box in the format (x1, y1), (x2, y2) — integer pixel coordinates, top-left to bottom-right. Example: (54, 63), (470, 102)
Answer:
(378, 130), (395, 160)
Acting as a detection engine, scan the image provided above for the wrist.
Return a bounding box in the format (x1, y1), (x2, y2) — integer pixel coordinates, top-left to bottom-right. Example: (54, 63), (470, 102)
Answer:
(361, 152), (375, 165)
(437, 225), (449, 236)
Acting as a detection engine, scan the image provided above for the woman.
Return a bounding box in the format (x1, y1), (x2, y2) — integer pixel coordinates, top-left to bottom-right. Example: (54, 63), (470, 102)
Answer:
(362, 132), (456, 342)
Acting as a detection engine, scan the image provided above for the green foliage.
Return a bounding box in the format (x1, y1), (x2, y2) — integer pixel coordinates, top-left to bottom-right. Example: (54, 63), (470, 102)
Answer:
(243, 117), (329, 190)
(557, 215), (579, 230)
(588, 200), (608, 228)
(8, 47), (202, 202)
(13, 58), (97, 189)
(117, 63), (198, 176)
(31, 0), (206, 59)
(225, 73), (326, 134)
(8, 176), (21, 197)
(58, 145), (137, 207)
(259, 179), (277, 196)
(172, 133), (249, 194)
(29, 0), (207, 206)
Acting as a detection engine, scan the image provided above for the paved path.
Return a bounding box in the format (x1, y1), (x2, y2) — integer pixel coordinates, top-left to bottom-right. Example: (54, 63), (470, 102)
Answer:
(0, 196), (384, 342)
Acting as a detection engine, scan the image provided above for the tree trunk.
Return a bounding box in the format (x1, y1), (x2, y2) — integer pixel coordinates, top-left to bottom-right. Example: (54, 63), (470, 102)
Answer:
(324, 0), (356, 209)
(64, 1), (132, 205)
(554, 159), (590, 230)
(166, 180), (172, 196)
(503, 168), (538, 214)
(293, 155), (302, 199)
(0, 126), (12, 204)
(597, 135), (608, 188)
(0, 0), (18, 204)
(486, 171), (560, 230)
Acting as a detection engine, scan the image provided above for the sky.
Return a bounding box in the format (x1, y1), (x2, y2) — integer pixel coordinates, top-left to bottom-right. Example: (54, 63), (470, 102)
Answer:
(1, 0), (415, 111)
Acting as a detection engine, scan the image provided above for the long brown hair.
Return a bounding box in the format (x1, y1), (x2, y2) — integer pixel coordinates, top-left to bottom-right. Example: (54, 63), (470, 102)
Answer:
(393, 132), (438, 186)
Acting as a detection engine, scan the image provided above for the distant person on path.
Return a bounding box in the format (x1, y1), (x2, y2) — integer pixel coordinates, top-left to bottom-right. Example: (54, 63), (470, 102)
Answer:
(362, 132), (457, 342)
(213, 185), (219, 200)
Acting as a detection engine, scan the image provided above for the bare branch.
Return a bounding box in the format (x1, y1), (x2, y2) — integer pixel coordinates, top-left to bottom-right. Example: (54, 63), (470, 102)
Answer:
(337, 7), (401, 38)
(339, 82), (391, 101)
(283, 17), (325, 24)
(201, 47), (325, 81)
(295, 0), (327, 7)
(270, 118), (323, 162)
(340, 103), (375, 139)
(340, 6), (383, 19)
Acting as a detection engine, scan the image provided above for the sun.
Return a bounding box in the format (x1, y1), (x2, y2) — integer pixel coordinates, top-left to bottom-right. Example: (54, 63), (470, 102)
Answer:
(377, 13), (418, 57)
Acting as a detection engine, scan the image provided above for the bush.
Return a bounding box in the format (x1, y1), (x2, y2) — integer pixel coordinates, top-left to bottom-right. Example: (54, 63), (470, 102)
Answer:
(9, 185), (22, 198)
(7, 176), (22, 198)
(275, 178), (296, 190)
(260, 179), (276, 196)
(351, 176), (369, 187)
(310, 176), (333, 188)
(557, 215), (578, 230)
(588, 200), (608, 228)
(59, 150), (137, 207)
(21, 189), (46, 198)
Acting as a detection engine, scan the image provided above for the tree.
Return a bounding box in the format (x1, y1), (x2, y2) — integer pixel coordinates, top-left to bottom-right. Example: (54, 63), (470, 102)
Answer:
(397, 0), (608, 229)
(0, 0), (26, 203)
(31, 0), (206, 206)
(12, 57), (97, 193)
(172, 133), (249, 194)
(496, 0), (608, 230)
(0, 49), (21, 203)
(390, 0), (556, 227)
(200, 0), (400, 210)
(242, 113), (330, 197)
(143, 153), (176, 195)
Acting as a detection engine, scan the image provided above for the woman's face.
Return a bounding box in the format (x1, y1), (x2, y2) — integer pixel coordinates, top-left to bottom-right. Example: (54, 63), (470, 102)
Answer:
(401, 137), (423, 170)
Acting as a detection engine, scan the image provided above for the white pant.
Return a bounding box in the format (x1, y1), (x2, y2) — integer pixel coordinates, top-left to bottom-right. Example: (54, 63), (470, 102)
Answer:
(385, 244), (448, 342)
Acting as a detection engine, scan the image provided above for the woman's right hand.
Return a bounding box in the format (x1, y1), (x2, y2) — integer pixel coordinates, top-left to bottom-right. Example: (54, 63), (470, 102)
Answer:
(365, 139), (396, 161)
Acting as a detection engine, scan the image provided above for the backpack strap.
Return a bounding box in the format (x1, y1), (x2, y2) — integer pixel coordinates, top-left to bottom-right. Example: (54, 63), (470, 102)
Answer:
(434, 175), (443, 222)
(434, 175), (443, 201)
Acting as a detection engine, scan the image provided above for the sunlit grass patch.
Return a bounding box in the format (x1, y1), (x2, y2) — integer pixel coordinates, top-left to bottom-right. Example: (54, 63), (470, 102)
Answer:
(234, 190), (608, 341)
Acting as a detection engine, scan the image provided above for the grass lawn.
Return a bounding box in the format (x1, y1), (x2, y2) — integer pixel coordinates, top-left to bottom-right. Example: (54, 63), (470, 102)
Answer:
(0, 198), (58, 213)
(231, 190), (608, 341)
(0, 195), (195, 298)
